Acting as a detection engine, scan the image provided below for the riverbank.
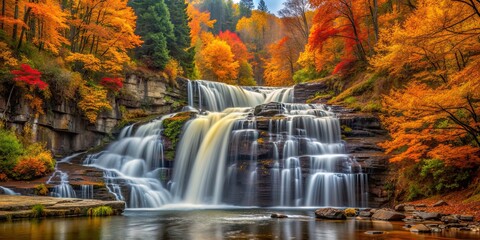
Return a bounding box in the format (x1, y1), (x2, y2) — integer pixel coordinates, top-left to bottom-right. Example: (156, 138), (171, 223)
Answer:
(0, 195), (125, 221)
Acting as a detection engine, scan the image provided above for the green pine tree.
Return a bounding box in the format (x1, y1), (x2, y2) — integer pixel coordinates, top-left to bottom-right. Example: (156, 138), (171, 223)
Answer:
(131, 0), (174, 70)
(239, 0), (254, 18)
(164, 0), (195, 77)
(258, 0), (269, 13)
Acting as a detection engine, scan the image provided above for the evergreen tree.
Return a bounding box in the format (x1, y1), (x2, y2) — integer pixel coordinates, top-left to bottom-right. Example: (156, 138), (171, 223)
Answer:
(258, 0), (269, 13)
(201, 0), (237, 33)
(131, 0), (174, 70)
(165, 0), (195, 77)
(239, 0), (254, 18)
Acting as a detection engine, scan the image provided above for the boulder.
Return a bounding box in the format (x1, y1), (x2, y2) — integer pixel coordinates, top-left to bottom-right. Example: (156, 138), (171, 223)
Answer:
(414, 211), (442, 220)
(441, 215), (460, 223)
(404, 205), (416, 212)
(254, 102), (287, 116)
(410, 224), (431, 233)
(271, 213), (288, 218)
(315, 208), (347, 220)
(359, 210), (373, 217)
(371, 209), (406, 221)
(459, 215), (474, 222)
(433, 200), (448, 207)
(394, 204), (405, 212)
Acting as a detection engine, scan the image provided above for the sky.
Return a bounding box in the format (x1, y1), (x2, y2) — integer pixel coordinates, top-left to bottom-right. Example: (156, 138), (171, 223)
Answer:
(233, 0), (287, 15)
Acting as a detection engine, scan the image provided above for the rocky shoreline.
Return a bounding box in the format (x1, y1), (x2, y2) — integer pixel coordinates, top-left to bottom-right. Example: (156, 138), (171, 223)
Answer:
(270, 200), (480, 236)
(0, 195), (125, 221)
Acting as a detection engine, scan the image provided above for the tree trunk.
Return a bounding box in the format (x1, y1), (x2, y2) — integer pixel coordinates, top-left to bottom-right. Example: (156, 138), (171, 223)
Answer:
(17, 7), (32, 50)
(12, 0), (19, 42)
(1, 0), (5, 29)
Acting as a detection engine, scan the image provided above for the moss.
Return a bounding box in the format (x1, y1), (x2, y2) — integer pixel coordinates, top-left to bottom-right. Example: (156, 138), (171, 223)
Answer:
(162, 112), (194, 151)
(361, 102), (382, 112)
(341, 125), (353, 133)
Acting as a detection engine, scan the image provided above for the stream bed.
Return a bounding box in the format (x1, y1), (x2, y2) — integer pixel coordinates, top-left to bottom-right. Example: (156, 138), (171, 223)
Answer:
(1, 208), (478, 239)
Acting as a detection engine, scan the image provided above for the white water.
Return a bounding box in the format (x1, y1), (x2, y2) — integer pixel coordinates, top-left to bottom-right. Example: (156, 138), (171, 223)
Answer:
(0, 186), (19, 195)
(83, 80), (367, 208)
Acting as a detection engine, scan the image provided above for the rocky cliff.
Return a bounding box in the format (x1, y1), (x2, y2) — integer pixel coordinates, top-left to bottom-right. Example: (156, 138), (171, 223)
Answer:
(0, 70), (188, 156)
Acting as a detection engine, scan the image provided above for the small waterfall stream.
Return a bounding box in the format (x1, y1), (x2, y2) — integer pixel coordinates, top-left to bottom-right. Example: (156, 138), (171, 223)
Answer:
(83, 80), (368, 208)
(0, 186), (19, 195)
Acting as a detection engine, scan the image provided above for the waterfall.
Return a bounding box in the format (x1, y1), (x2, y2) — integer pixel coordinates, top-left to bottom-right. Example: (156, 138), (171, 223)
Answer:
(47, 153), (85, 198)
(0, 186), (19, 195)
(82, 80), (367, 208)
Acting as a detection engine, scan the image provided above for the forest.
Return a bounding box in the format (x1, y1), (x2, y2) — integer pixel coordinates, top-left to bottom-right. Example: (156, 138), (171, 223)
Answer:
(0, 0), (479, 204)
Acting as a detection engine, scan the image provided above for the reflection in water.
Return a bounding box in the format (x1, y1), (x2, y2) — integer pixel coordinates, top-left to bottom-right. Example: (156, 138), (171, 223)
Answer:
(0, 209), (478, 240)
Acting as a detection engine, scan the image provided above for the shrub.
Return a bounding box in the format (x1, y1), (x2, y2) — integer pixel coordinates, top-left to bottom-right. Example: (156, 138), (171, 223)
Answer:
(88, 206), (113, 217)
(0, 129), (24, 177)
(13, 143), (55, 180)
(35, 184), (49, 196)
(31, 204), (45, 218)
(13, 157), (48, 180)
(344, 208), (357, 217)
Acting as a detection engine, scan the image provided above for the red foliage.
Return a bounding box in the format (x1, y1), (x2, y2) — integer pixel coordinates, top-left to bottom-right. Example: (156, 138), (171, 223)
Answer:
(13, 158), (48, 180)
(218, 30), (251, 62)
(11, 64), (48, 90)
(332, 58), (355, 74)
(100, 77), (123, 92)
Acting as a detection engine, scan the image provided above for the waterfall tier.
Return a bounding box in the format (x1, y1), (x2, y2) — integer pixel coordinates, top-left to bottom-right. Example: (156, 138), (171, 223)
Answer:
(84, 80), (368, 208)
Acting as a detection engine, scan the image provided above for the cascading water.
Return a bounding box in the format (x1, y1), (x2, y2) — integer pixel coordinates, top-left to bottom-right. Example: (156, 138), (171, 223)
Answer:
(0, 186), (18, 195)
(84, 80), (367, 208)
(84, 115), (174, 208)
(47, 153), (84, 198)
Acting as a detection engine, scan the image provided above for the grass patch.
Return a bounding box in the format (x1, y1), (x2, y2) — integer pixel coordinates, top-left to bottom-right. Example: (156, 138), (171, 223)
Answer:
(87, 206), (113, 217)
(31, 204), (45, 218)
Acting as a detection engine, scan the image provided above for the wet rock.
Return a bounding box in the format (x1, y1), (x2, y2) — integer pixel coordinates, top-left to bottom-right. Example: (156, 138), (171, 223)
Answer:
(315, 208), (347, 220)
(433, 200), (448, 207)
(459, 215), (474, 222)
(254, 102), (287, 116)
(365, 231), (384, 235)
(441, 215), (460, 223)
(410, 224), (431, 233)
(271, 213), (288, 218)
(359, 210), (373, 217)
(371, 209), (406, 221)
(394, 204), (406, 212)
(414, 211), (441, 220)
(404, 205), (416, 212)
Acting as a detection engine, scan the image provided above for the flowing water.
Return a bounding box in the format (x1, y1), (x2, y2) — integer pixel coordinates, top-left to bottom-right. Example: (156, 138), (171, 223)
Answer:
(0, 186), (18, 195)
(83, 80), (368, 208)
(0, 209), (477, 240)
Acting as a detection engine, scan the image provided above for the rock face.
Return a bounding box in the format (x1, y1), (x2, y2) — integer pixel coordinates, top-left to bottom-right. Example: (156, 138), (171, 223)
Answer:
(371, 209), (406, 221)
(315, 208), (347, 220)
(0, 71), (188, 156)
(337, 109), (390, 208)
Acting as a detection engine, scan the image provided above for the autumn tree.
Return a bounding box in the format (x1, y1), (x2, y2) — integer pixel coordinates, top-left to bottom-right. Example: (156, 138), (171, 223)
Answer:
(264, 37), (296, 86)
(376, 0), (480, 167)
(187, 3), (216, 47)
(198, 39), (239, 84)
(218, 30), (254, 85)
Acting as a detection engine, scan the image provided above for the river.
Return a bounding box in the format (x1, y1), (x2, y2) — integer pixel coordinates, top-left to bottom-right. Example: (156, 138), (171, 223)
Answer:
(0, 208), (478, 239)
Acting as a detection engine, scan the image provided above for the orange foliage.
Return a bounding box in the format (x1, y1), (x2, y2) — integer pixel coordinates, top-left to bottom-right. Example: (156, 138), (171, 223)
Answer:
(78, 84), (112, 123)
(264, 37), (295, 87)
(13, 157), (47, 180)
(187, 4), (216, 46)
(198, 39), (239, 84)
